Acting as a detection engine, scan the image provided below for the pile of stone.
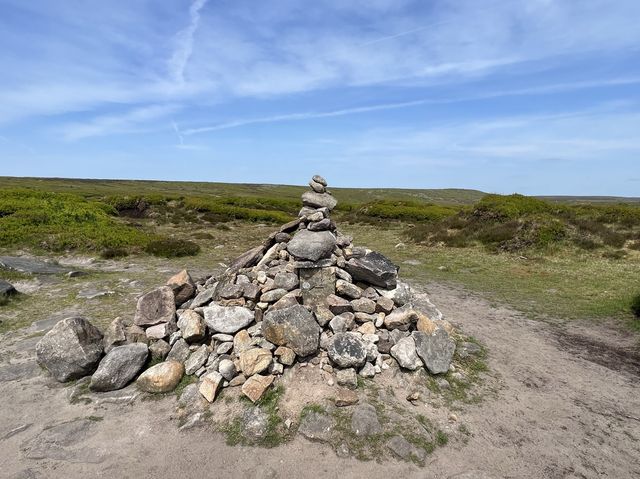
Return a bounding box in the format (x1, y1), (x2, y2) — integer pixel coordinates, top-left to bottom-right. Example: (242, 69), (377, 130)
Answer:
(36, 175), (456, 405)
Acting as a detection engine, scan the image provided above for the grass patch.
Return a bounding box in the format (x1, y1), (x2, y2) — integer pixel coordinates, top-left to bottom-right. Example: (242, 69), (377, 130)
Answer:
(144, 238), (200, 258)
(300, 403), (326, 419)
(174, 374), (197, 397)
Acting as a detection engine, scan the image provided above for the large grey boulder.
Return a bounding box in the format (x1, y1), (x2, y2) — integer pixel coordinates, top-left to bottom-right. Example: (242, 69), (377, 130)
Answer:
(89, 343), (148, 392)
(390, 335), (422, 370)
(412, 329), (456, 374)
(345, 251), (398, 289)
(36, 317), (104, 382)
(203, 303), (254, 334)
(262, 305), (321, 357)
(133, 287), (176, 326)
(287, 230), (336, 261)
(327, 333), (367, 368)
(301, 191), (337, 210)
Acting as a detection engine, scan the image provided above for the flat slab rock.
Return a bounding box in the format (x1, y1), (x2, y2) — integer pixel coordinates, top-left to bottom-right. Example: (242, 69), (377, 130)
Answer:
(0, 256), (73, 275)
(0, 279), (17, 296)
(203, 303), (255, 334)
(345, 251), (398, 289)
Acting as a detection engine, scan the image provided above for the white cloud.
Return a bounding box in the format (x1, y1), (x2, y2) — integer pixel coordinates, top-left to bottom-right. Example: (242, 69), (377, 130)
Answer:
(168, 0), (209, 84)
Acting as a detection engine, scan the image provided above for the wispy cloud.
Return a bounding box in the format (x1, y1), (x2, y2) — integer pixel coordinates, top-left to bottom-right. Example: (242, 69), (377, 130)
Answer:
(60, 104), (180, 141)
(168, 0), (209, 84)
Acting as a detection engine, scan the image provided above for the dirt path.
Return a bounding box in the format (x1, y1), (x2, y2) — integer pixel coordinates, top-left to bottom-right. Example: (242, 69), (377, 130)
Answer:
(1, 282), (639, 479)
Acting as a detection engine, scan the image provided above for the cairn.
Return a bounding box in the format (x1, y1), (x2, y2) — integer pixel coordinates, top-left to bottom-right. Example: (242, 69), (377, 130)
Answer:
(36, 175), (456, 405)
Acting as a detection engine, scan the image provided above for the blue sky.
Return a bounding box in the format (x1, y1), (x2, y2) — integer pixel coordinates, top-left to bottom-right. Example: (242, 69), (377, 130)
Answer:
(1, 0), (639, 195)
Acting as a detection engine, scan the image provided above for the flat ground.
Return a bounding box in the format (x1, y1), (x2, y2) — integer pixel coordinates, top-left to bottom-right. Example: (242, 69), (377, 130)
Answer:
(1, 237), (639, 478)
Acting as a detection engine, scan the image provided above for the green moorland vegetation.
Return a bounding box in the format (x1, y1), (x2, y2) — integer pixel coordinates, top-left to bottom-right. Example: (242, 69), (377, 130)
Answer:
(0, 176), (639, 329)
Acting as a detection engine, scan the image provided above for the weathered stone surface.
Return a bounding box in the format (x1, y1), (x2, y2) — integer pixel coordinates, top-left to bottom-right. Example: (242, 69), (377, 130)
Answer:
(263, 305), (320, 356)
(390, 336), (422, 370)
(233, 329), (252, 355)
(270, 291), (300, 311)
(327, 333), (367, 368)
(0, 256), (72, 275)
(20, 418), (103, 463)
(351, 403), (382, 437)
(145, 320), (177, 340)
(167, 269), (196, 305)
(242, 283), (261, 301)
(239, 348), (272, 376)
(413, 329), (456, 374)
(312, 174), (327, 186)
(103, 317), (127, 353)
(184, 345), (210, 375)
(298, 411), (335, 442)
(260, 288), (288, 303)
(199, 371), (223, 402)
(375, 297), (395, 314)
(226, 245), (264, 273)
(274, 346), (296, 366)
(190, 288), (215, 308)
(273, 272), (299, 291)
(242, 407), (269, 441)
(301, 191), (337, 210)
(359, 362), (376, 378)
(177, 310), (206, 343)
(136, 360), (184, 393)
(351, 297), (376, 314)
(287, 230), (336, 261)
(218, 359), (237, 380)
(219, 283), (244, 299)
(335, 279), (361, 299)
(325, 294), (353, 315)
(148, 339), (171, 360)
(90, 343), (148, 392)
(299, 267), (335, 307)
(377, 281), (412, 307)
(335, 387), (359, 406)
(336, 368), (358, 389)
(36, 317), (104, 382)
(241, 373), (274, 402)
(386, 435), (426, 462)
(203, 303), (255, 334)
(134, 287), (176, 327)
(384, 306), (417, 330)
(309, 179), (326, 193)
(307, 218), (332, 231)
(357, 322), (376, 335)
(457, 341), (483, 359)
(345, 251), (398, 289)
(166, 338), (191, 363)
(125, 324), (148, 345)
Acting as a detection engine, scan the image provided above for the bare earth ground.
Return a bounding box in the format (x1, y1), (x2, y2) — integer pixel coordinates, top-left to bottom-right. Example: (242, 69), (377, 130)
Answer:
(1, 273), (640, 478)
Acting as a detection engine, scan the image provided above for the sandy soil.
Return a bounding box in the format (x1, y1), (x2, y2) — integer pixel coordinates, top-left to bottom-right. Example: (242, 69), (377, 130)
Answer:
(1, 281), (639, 479)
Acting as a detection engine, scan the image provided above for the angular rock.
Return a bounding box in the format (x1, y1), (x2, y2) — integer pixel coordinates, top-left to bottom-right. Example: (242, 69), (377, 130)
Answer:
(386, 435), (426, 462)
(335, 388), (359, 407)
(307, 218), (332, 231)
(218, 283), (244, 299)
(377, 281), (412, 307)
(190, 288), (215, 308)
(242, 283), (261, 301)
(184, 345), (210, 375)
(345, 251), (398, 289)
(226, 245), (265, 273)
(145, 320), (177, 340)
(148, 339), (171, 360)
(325, 294), (353, 315)
(299, 267), (336, 307)
(90, 343), (148, 392)
(241, 373), (274, 402)
(301, 191), (337, 210)
(238, 348), (272, 376)
(35, 317), (104, 382)
(384, 306), (418, 331)
(136, 360), (184, 393)
(203, 303), (255, 334)
(177, 310), (206, 343)
(273, 272), (299, 291)
(166, 338), (191, 363)
(359, 362), (376, 378)
(233, 329), (253, 355)
(274, 346), (296, 366)
(336, 279), (361, 299)
(199, 371), (223, 402)
(351, 403), (382, 437)
(0, 279), (17, 297)
(260, 288), (288, 303)
(390, 336), (422, 370)
(309, 179), (326, 193)
(287, 230), (336, 261)
(125, 324), (148, 345)
(327, 333), (367, 369)
(262, 305), (320, 357)
(412, 330), (456, 374)
(166, 269), (196, 305)
(375, 297), (395, 315)
(103, 317), (127, 353)
(351, 297), (376, 314)
(134, 287), (176, 327)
